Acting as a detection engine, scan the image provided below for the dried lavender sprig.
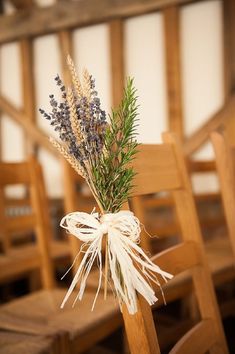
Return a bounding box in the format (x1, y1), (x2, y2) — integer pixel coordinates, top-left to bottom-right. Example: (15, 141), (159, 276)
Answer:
(40, 61), (108, 174)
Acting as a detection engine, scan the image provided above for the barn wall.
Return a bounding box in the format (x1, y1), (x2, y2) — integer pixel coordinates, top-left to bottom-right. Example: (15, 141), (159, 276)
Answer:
(0, 0), (224, 196)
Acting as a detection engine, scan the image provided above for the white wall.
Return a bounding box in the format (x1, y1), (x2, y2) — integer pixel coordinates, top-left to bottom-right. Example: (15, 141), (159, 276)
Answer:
(0, 0), (224, 196)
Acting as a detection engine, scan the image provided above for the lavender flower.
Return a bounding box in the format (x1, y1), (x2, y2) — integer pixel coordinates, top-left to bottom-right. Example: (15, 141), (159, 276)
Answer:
(39, 56), (108, 211)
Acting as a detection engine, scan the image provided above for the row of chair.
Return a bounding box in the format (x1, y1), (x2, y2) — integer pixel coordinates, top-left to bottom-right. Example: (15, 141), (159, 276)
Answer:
(0, 129), (234, 353)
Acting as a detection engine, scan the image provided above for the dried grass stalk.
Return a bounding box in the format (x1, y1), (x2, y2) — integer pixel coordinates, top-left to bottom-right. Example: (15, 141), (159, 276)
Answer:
(67, 55), (83, 98)
(50, 137), (86, 178)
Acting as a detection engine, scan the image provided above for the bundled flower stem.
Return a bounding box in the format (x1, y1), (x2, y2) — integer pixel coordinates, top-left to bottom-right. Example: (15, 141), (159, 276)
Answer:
(40, 56), (138, 215)
(40, 56), (139, 294)
(40, 56), (173, 314)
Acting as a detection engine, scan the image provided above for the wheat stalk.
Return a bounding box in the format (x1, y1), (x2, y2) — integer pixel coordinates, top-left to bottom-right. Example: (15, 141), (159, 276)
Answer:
(67, 87), (84, 144)
(82, 68), (92, 101)
(67, 55), (83, 98)
(50, 137), (86, 178)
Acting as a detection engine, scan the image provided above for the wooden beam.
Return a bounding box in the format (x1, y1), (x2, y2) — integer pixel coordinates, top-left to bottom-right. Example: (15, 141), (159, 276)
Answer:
(109, 19), (125, 108)
(0, 0), (3, 160)
(0, 95), (58, 156)
(164, 6), (184, 139)
(183, 94), (235, 156)
(58, 30), (73, 87)
(0, 0), (3, 14)
(20, 38), (37, 155)
(0, 0), (205, 44)
(187, 159), (216, 173)
(223, 0), (235, 96)
(9, 0), (35, 10)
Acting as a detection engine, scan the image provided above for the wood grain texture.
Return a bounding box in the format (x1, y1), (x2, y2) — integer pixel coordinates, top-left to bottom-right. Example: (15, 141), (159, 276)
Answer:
(223, 0), (235, 96)
(0, 161), (30, 185)
(0, 158), (55, 289)
(211, 130), (235, 258)
(164, 6), (184, 138)
(132, 144), (182, 195)
(163, 132), (228, 354)
(109, 19), (125, 108)
(9, 0), (35, 10)
(169, 320), (218, 354)
(57, 30), (73, 87)
(152, 242), (201, 277)
(123, 132), (228, 353)
(0, 0), (203, 44)
(122, 296), (160, 354)
(20, 38), (37, 155)
(29, 157), (55, 289)
(0, 330), (59, 354)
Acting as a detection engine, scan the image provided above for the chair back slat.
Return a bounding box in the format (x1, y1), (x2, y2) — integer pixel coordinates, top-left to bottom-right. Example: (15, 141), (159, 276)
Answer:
(122, 132), (228, 354)
(169, 319), (218, 354)
(5, 214), (36, 232)
(132, 144), (182, 195)
(211, 130), (235, 257)
(152, 242), (200, 278)
(0, 246), (41, 282)
(0, 157), (55, 290)
(0, 163), (31, 186)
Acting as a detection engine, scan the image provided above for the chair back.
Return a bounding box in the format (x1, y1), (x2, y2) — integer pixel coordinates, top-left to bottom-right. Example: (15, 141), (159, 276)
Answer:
(122, 132), (228, 354)
(0, 157), (55, 289)
(211, 130), (235, 257)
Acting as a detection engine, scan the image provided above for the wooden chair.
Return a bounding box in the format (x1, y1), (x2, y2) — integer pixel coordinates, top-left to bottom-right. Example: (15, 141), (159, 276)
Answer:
(122, 132), (228, 353)
(0, 158), (71, 288)
(131, 145), (235, 312)
(0, 157), (122, 354)
(0, 157), (56, 288)
(0, 329), (61, 354)
(210, 130), (235, 315)
(210, 130), (235, 257)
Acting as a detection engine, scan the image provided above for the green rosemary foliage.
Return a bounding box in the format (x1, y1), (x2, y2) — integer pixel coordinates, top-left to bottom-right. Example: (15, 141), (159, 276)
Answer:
(92, 78), (139, 213)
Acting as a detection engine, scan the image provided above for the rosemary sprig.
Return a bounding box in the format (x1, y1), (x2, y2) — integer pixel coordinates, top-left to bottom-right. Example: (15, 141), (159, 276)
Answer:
(92, 78), (139, 213)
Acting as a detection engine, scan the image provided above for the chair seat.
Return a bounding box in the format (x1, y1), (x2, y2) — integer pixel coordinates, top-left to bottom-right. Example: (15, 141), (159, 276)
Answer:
(50, 240), (71, 260)
(0, 288), (122, 353)
(0, 240), (71, 283)
(0, 245), (41, 282)
(206, 236), (235, 280)
(0, 330), (57, 354)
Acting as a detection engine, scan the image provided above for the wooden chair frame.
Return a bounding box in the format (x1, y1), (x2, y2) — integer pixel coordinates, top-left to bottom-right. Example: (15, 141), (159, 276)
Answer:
(122, 132), (228, 354)
(0, 158), (122, 354)
(0, 157), (55, 288)
(211, 129), (235, 257)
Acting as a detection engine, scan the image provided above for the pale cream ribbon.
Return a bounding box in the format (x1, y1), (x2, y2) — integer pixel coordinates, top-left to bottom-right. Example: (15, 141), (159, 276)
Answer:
(60, 210), (173, 315)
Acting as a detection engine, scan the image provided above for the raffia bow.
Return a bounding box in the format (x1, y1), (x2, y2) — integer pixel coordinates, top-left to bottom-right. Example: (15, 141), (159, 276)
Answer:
(60, 210), (173, 314)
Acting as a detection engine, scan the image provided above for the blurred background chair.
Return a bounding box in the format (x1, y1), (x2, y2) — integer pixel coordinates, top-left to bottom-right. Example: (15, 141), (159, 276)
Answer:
(0, 157), (122, 354)
(0, 329), (60, 354)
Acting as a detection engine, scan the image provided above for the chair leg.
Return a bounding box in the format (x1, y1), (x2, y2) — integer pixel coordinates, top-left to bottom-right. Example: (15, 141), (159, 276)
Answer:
(123, 330), (130, 354)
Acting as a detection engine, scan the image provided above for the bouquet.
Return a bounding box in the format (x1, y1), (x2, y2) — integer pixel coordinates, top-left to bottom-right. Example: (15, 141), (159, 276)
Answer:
(40, 56), (172, 315)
